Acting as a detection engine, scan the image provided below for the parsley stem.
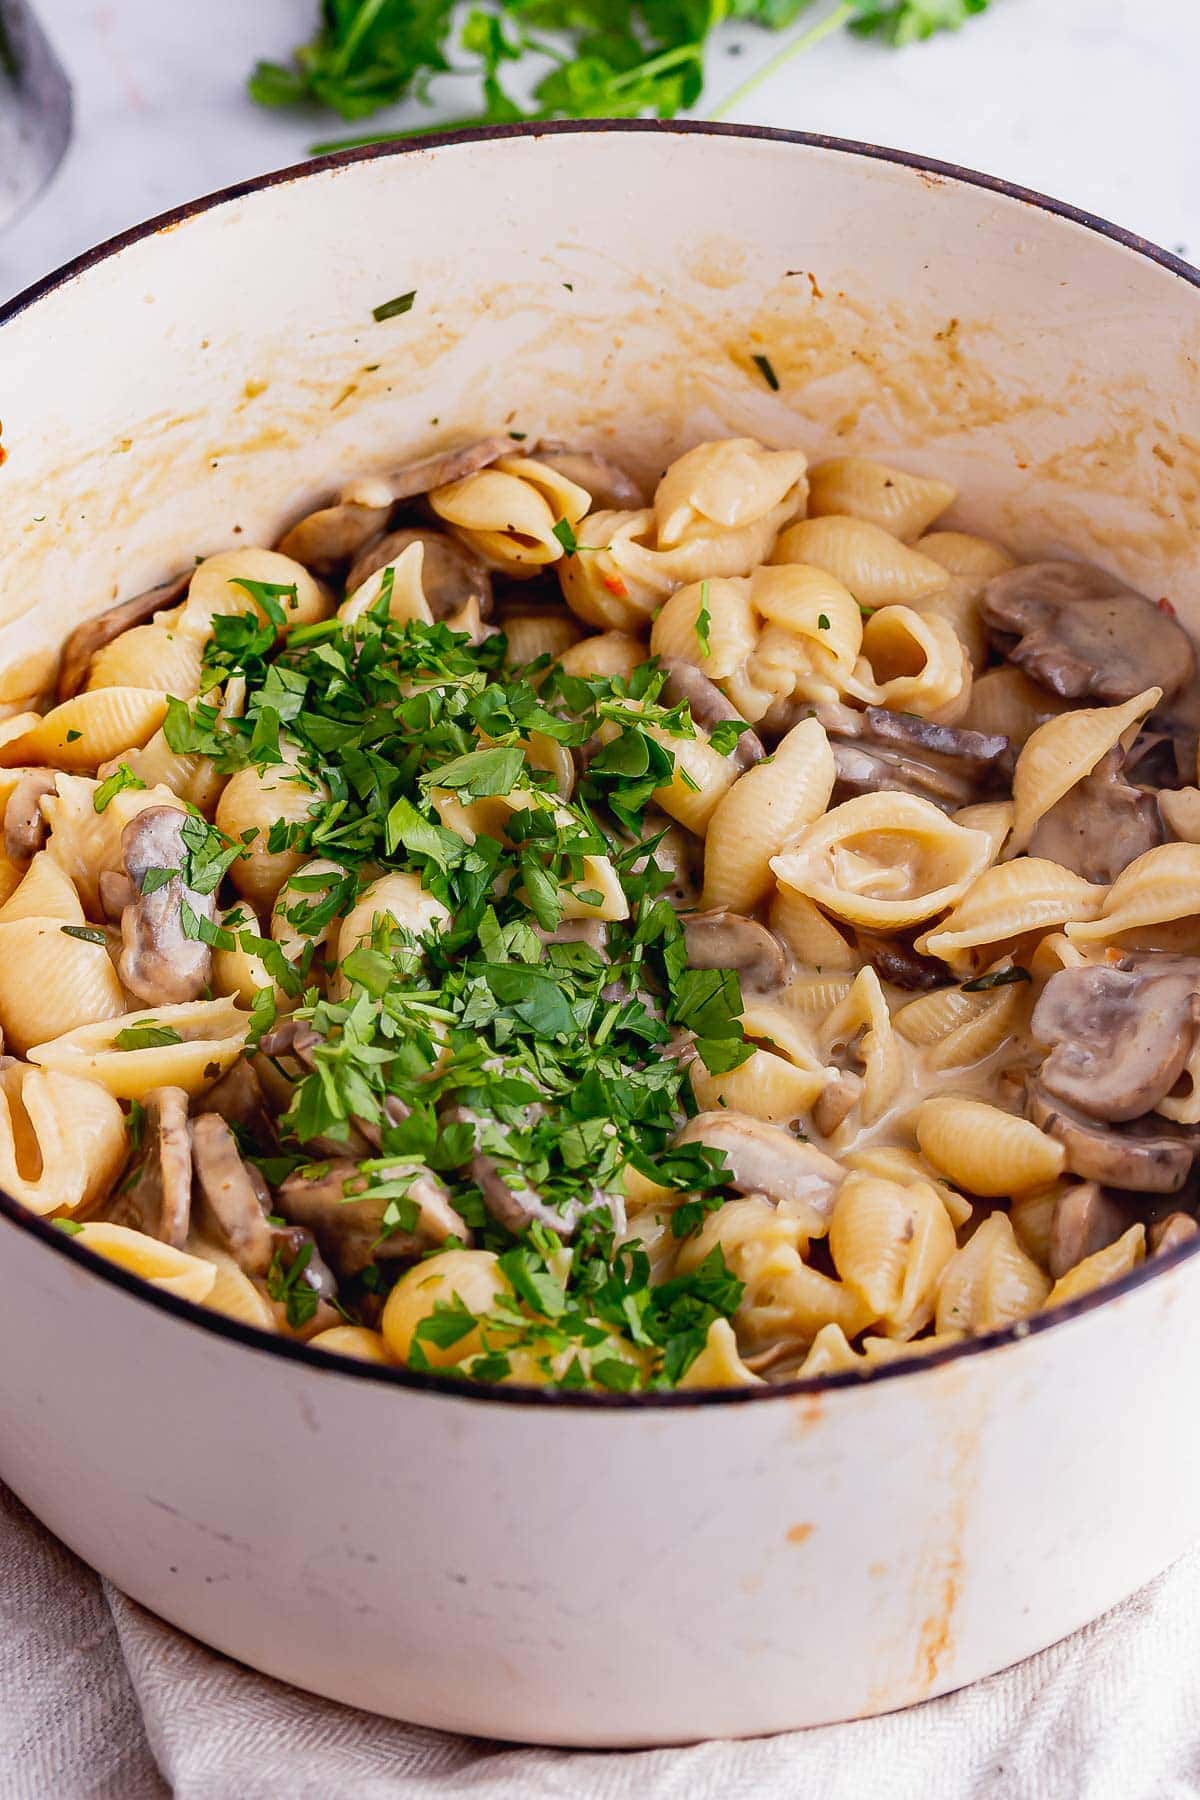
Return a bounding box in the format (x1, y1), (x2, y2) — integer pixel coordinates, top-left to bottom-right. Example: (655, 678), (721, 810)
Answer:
(709, 0), (856, 119)
(607, 40), (705, 93)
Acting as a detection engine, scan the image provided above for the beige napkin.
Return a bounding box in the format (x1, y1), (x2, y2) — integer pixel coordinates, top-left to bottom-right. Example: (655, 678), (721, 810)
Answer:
(3, 1478), (1198, 1799)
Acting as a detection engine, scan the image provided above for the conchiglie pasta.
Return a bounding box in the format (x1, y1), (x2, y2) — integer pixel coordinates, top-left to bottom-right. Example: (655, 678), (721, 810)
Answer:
(309, 1325), (393, 1363)
(818, 966), (903, 1127)
(934, 1212), (1051, 1335)
(653, 438), (808, 548)
(650, 575), (759, 683)
(0, 917), (125, 1052)
(916, 531), (1016, 581)
(0, 1062), (126, 1216)
(676, 1317), (765, 1388)
(86, 623), (204, 698)
(191, 1239), (279, 1330)
(851, 605), (972, 721)
(176, 547), (330, 641)
(73, 1222), (218, 1304)
(842, 1144), (972, 1230)
(0, 688), (168, 772)
(893, 974), (1028, 1071)
(916, 858), (1109, 967)
(335, 871), (450, 968)
(500, 607), (583, 668)
(382, 1249), (511, 1367)
(1045, 1224), (1145, 1308)
(807, 457), (955, 541)
(337, 540), (434, 628)
(916, 1096), (1065, 1196)
(430, 456), (590, 575)
(701, 716), (835, 911)
(216, 758), (330, 908)
(0, 851), (84, 924)
(768, 887), (859, 971)
(829, 1172), (957, 1339)
(960, 665), (1070, 746)
(771, 515), (947, 605)
(690, 1047), (826, 1125)
(1008, 687), (1160, 853)
(28, 997), (251, 1100)
(42, 775), (186, 917)
(1064, 843), (1200, 945)
(772, 793), (992, 930)
(556, 630), (646, 683)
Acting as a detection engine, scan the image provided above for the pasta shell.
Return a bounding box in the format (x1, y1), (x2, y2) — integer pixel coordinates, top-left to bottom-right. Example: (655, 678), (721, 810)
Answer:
(309, 1326), (392, 1363)
(73, 1222), (218, 1304)
(906, 578), (989, 673)
(829, 1172), (956, 1338)
(960, 666), (1070, 747)
(1158, 787), (1200, 844)
(701, 716), (835, 911)
(675, 1195), (868, 1349)
(1045, 1224), (1145, 1308)
(751, 565), (864, 679)
(0, 918), (125, 1053)
(0, 1062), (126, 1216)
(499, 607), (583, 668)
(768, 888), (859, 971)
(772, 793), (992, 930)
(916, 858), (1109, 965)
(778, 973), (857, 1021)
(818, 966), (904, 1127)
(935, 1212), (1051, 1334)
(430, 457), (589, 574)
(771, 516), (947, 604)
(556, 630), (646, 682)
(894, 977), (1026, 1071)
(1009, 687), (1160, 853)
(799, 1322), (867, 1376)
(917, 1097), (1065, 1196)
(336, 871), (450, 968)
(650, 576), (758, 680)
(338, 540), (434, 627)
(28, 996), (251, 1100)
(188, 1237), (277, 1330)
(1008, 1185), (1060, 1269)
(842, 1144), (972, 1229)
(676, 1318), (764, 1388)
(952, 801), (1012, 866)
(916, 531), (1015, 581)
(1065, 843), (1200, 944)
(653, 439), (807, 547)
(42, 775), (186, 917)
(86, 624), (203, 698)
(807, 458), (955, 541)
(852, 605), (972, 721)
(0, 851), (84, 924)
(177, 548), (330, 641)
(691, 1048), (825, 1124)
(0, 688), (168, 772)
(216, 759), (330, 908)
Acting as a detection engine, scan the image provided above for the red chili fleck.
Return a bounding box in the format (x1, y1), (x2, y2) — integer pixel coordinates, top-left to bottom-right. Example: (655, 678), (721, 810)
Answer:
(1158, 596), (1177, 616)
(602, 573), (629, 599)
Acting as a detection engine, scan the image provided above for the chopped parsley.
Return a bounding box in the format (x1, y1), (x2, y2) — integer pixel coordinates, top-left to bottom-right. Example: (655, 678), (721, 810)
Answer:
(93, 764), (146, 813)
(371, 291), (416, 322)
(114, 1023), (184, 1051)
(751, 352), (780, 392)
(961, 967), (1032, 992)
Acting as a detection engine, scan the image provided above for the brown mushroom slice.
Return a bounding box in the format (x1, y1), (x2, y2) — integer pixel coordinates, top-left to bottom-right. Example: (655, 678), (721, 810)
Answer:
(106, 1085), (192, 1249)
(824, 706), (1011, 811)
(3, 769), (57, 865)
(118, 808), (218, 1006)
(853, 930), (948, 992)
(1028, 747), (1164, 883)
(674, 1111), (845, 1228)
(275, 500), (391, 574)
(1032, 962), (1200, 1122)
(658, 661), (764, 774)
(1048, 1180), (1135, 1280)
(345, 527), (493, 620)
(193, 1059), (279, 1154)
(980, 561), (1196, 704)
(55, 572), (190, 702)
(812, 1071), (863, 1137)
(534, 446), (645, 511)
(1149, 1211), (1199, 1255)
(1026, 1081), (1195, 1193)
(257, 1017), (322, 1074)
(278, 1159), (469, 1274)
(683, 910), (787, 995)
(344, 436), (513, 509)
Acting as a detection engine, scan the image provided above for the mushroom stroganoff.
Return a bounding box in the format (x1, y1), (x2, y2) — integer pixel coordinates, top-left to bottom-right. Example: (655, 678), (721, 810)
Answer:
(3, 434), (1198, 1391)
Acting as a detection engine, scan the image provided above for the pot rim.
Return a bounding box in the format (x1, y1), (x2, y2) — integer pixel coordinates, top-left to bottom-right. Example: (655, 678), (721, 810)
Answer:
(3, 117), (1198, 1409)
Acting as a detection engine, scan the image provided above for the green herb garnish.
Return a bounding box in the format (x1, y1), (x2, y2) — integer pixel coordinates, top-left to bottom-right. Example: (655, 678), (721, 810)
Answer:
(960, 966), (1031, 992)
(371, 291), (416, 322)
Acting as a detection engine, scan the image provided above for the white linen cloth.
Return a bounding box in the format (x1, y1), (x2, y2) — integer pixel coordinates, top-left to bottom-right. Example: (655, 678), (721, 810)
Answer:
(3, 1481), (1199, 1799)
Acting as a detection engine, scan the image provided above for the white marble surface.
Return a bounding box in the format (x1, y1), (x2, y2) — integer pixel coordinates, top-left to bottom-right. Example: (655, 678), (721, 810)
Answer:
(2, 0), (1198, 301)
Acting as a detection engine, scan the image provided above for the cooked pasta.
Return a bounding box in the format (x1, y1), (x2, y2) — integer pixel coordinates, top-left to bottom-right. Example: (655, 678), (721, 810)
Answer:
(3, 428), (1190, 1392)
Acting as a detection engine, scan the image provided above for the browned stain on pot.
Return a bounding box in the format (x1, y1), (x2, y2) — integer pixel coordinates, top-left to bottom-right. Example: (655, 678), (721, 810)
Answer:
(786, 1522), (814, 1546)
(790, 1392), (825, 1435)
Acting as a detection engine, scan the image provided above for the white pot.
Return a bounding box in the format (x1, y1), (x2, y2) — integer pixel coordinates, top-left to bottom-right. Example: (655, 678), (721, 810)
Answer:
(1, 124), (1198, 1746)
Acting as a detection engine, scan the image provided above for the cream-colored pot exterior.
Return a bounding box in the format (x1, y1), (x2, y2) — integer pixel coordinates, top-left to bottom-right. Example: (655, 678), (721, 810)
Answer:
(2, 125), (1200, 1745)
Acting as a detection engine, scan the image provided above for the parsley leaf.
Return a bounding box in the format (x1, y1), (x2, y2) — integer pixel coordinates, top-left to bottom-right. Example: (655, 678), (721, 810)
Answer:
(93, 764), (146, 813)
(114, 1023), (184, 1051)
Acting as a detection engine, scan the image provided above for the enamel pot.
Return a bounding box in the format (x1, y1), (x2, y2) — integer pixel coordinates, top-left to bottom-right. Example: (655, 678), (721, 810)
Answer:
(1, 123), (1199, 1746)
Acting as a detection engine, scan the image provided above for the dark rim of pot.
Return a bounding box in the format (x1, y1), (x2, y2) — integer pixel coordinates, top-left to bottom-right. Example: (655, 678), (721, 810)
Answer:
(2, 119), (1198, 1409)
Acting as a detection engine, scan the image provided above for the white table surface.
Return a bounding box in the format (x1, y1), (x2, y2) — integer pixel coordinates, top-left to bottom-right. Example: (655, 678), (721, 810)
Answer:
(2, 0), (1198, 303)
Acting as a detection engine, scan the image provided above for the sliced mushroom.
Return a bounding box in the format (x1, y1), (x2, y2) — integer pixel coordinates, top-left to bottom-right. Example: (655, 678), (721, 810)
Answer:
(343, 436), (513, 509)
(98, 870), (137, 923)
(658, 661), (764, 773)
(278, 1158), (469, 1274)
(258, 1017), (322, 1074)
(107, 1086), (192, 1249)
(535, 918), (609, 956)
(1032, 962), (1200, 1122)
(1027, 1080), (1195, 1193)
(683, 910), (787, 995)
(854, 930), (948, 992)
(812, 1071), (863, 1137)
(1149, 1211), (1199, 1255)
(980, 561), (1196, 703)
(193, 1059), (279, 1154)
(345, 527), (493, 619)
(535, 445), (645, 510)
(674, 1111), (845, 1226)
(1124, 725), (1194, 792)
(1028, 747), (1164, 883)
(442, 1103), (614, 1240)
(55, 572), (190, 702)
(118, 808), (218, 1006)
(275, 499), (392, 574)
(1048, 1180), (1135, 1280)
(3, 769), (57, 865)
(822, 704), (1011, 812)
